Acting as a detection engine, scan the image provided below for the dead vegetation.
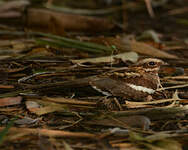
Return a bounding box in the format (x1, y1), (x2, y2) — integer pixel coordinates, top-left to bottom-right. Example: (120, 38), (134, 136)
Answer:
(0, 0), (188, 150)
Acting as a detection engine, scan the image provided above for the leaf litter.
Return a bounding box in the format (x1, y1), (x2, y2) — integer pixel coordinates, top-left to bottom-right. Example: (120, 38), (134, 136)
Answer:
(0, 0), (188, 150)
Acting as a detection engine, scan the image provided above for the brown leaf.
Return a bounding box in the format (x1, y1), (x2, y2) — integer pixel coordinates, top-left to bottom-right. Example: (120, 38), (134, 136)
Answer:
(85, 115), (151, 130)
(25, 100), (67, 116)
(0, 85), (14, 89)
(88, 36), (179, 59)
(0, 0), (30, 18)
(26, 47), (54, 57)
(25, 101), (40, 113)
(0, 96), (22, 106)
(26, 8), (115, 35)
(14, 117), (39, 125)
(0, 127), (96, 138)
(72, 52), (138, 64)
(130, 41), (178, 59)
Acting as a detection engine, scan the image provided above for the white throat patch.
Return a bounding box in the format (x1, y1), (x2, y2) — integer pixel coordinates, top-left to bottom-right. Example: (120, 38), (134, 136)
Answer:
(126, 83), (155, 94)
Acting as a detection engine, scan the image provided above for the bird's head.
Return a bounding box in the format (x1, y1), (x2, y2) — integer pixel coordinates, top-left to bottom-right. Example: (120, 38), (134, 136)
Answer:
(133, 58), (166, 73)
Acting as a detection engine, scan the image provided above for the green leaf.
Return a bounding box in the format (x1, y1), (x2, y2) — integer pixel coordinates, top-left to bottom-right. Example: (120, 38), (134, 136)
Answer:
(34, 32), (113, 53)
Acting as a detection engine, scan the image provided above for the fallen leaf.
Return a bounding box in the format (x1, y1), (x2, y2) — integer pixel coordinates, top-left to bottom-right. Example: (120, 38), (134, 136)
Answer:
(85, 115), (151, 130)
(25, 101), (40, 113)
(72, 52), (138, 64)
(0, 96), (22, 107)
(0, 127), (96, 138)
(26, 100), (68, 115)
(26, 8), (115, 34)
(26, 47), (54, 57)
(44, 97), (96, 106)
(130, 40), (178, 59)
(15, 117), (40, 125)
(89, 36), (178, 59)
(0, 85), (14, 89)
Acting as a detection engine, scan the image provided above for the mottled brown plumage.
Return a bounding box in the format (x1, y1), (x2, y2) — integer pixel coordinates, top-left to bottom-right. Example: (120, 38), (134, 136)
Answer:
(90, 58), (165, 101)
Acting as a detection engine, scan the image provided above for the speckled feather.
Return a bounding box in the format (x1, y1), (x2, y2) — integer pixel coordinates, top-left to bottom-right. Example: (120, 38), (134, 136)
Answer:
(90, 58), (164, 101)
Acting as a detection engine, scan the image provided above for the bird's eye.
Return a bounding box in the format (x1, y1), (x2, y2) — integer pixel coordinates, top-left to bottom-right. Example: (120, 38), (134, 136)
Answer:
(148, 61), (156, 66)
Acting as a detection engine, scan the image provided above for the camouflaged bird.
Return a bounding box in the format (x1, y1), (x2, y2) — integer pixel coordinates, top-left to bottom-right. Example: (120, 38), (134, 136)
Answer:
(89, 58), (165, 101)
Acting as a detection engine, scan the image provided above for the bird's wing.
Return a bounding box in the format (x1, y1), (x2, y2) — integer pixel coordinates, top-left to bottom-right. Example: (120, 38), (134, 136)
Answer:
(90, 77), (141, 98)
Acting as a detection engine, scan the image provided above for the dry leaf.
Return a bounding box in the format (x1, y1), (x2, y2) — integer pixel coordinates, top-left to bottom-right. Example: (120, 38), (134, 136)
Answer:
(0, 85), (14, 89)
(15, 117), (39, 125)
(26, 47), (54, 57)
(25, 101), (40, 113)
(26, 100), (67, 115)
(26, 8), (115, 34)
(0, 96), (22, 106)
(72, 52), (138, 64)
(130, 41), (178, 59)
(0, 0), (30, 18)
(85, 115), (151, 130)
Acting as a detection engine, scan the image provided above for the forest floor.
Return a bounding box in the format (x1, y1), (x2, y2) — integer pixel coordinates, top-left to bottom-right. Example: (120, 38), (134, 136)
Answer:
(0, 0), (187, 150)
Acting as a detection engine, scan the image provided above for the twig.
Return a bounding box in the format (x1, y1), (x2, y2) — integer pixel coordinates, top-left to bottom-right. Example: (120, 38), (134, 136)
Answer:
(144, 0), (155, 18)
(43, 97), (96, 106)
(0, 127), (96, 139)
(111, 105), (188, 120)
(124, 98), (186, 105)
(157, 84), (188, 91)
